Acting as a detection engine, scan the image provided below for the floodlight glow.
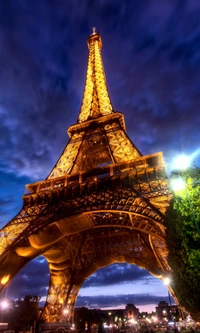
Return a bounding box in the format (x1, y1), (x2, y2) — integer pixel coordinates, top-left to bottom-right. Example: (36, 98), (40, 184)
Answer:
(1, 300), (8, 309)
(172, 155), (190, 170)
(163, 277), (171, 286)
(170, 177), (185, 191)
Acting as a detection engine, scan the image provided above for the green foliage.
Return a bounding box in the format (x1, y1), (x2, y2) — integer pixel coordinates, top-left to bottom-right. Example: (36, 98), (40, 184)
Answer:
(165, 165), (200, 321)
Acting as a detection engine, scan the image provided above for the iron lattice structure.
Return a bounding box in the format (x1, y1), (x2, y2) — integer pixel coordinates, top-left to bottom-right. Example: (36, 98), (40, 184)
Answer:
(0, 30), (176, 322)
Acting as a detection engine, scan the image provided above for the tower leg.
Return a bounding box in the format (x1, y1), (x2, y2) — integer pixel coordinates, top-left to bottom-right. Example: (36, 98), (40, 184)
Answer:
(41, 267), (81, 323)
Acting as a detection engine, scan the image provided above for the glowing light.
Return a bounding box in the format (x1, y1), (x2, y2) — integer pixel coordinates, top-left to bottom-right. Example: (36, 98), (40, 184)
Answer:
(1, 274), (10, 285)
(163, 277), (171, 286)
(172, 155), (191, 170)
(1, 300), (8, 309)
(63, 308), (69, 314)
(170, 177), (185, 191)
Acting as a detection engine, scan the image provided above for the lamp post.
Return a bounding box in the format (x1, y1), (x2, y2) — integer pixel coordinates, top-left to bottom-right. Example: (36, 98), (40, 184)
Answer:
(170, 155), (200, 234)
(163, 277), (172, 321)
(163, 277), (172, 306)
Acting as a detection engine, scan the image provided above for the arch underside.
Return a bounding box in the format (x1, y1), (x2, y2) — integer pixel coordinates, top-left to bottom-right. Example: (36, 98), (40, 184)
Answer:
(41, 224), (169, 323)
(0, 220), (169, 322)
(0, 184), (173, 322)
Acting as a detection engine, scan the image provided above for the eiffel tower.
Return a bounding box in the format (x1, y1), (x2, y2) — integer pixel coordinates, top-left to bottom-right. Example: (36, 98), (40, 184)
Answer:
(0, 29), (176, 322)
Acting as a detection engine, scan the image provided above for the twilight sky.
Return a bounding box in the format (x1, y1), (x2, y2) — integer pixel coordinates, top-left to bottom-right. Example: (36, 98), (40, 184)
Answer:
(0, 0), (200, 312)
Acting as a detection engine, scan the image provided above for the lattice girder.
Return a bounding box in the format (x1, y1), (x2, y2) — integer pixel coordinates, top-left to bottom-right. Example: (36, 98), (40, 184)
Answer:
(40, 267), (75, 323)
(0, 161), (170, 259)
(0, 165), (170, 255)
(0, 156), (172, 308)
(78, 32), (113, 123)
(0, 203), (169, 296)
(48, 113), (141, 179)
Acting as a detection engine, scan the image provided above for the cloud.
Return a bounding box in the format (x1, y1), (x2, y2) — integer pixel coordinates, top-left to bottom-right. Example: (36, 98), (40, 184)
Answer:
(5, 262), (152, 299)
(4, 260), (168, 309)
(0, 195), (16, 222)
(4, 259), (170, 310)
(4, 257), (49, 299)
(83, 264), (151, 288)
(0, 197), (14, 207)
(75, 294), (170, 309)
(0, 172), (27, 227)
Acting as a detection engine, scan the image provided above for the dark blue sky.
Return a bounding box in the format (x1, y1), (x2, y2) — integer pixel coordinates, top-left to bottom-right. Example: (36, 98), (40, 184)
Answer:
(0, 0), (200, 312)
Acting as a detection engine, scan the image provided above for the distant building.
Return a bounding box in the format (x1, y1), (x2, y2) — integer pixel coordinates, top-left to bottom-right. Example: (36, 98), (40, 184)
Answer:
(74, 304), (139, 329)
(156, 301), (179, 321)
(124, 304), (139, 319)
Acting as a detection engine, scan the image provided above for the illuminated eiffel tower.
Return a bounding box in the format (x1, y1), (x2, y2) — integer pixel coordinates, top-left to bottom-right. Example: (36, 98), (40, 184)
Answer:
(0, 29), (176, 322)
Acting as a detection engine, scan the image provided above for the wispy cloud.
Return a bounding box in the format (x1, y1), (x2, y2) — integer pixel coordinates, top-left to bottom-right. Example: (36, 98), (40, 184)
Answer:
(76, 293), (169, 309)
(83, 264), (151, 287)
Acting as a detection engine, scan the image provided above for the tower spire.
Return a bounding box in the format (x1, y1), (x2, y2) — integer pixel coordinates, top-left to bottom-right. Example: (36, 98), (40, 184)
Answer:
(78, 29), (114, 123)
(46, 31), (142, 179)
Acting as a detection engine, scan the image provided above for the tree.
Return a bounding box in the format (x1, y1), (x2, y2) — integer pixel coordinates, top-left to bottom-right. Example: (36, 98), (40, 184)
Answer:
(165, 165), (200, 321)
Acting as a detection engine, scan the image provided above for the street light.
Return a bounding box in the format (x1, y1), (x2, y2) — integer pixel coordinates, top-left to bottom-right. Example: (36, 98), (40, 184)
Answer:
(0, 299), (8, 322)
(1, 300), (8, 310)
(170, 155), (200, 234)
(171, 154), (191, 171)
(163, 277), (172, 322)
(164, 277), (185, 320)
(163, 277), (172, 307)
(163, 277), (170, 286)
